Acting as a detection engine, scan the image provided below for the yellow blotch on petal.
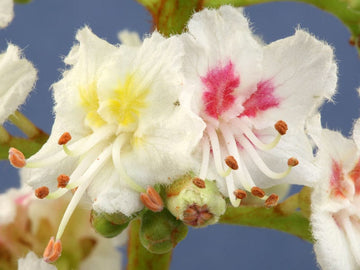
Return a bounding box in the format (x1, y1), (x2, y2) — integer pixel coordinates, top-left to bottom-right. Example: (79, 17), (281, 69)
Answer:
(79, 81), (106, 128)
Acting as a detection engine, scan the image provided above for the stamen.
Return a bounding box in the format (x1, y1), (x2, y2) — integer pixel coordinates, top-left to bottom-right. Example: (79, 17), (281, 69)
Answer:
(192, 178), (206, 189)
(112, 135), (145, 193)
(207, 127), (227, 176)
(225, 156), (238, 170)
(58, 132), (72, 145)
(265, 194), (279, 207)
(274, 120), (288, 135)
(57, 174), (70, 188)
(43, 237), (62, 263)
(8, 147), (26, 168)
(240, 136), (294, 179)
(235, 120), (282, 151)
(140, 186), (164, 212)
(35, 186), (49, 199)
(251, 187), (265, 198)
(233, 189), (247, 200)
(199, 136), (210, 180)
(55, 146), (112, 241)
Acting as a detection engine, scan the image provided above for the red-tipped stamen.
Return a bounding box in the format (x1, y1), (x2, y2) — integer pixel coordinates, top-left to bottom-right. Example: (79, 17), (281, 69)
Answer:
(193, 178), (206, 189)
(35, 186), (49, 199)
(140, 186), (163, 212)
(274, 120), (288, 135)
(8, 147), (26, 168)
(58, 132), (72, 145)
(225, 155), (239, 170)
(265, 194), (279, 207)
(43, 237), (62, 263)
(234, 189), (247, 200)
(288, 157), (299, 167)
(57, 174), (70, 188)
(251, 187), (266, 198)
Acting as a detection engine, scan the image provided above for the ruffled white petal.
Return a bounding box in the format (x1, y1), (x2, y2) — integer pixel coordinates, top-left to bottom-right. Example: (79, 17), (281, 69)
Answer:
(118, 30), (142, 46)
(0, 44), (37, 124)
(18, 252), (57, 270)
(254, 29), (337, 130)
(0, 0), (13, 28)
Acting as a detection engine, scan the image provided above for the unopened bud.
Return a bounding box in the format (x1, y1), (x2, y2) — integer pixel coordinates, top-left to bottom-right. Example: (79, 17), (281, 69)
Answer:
(165, 174), (226, 227)
(140, 208), (188, 254)
(90, 210), (131, 238)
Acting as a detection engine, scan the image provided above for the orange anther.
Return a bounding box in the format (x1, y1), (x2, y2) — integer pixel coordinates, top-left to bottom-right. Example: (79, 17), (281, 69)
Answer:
(58, 132), (71, 145)
(265, 194), (279, 207)
(192, 178), (206, 188)
(140, 186), (163, 212)
(225, 156), (238, 170)
(251, 187), (265, 198)
(233, 189), (247, 200)
(288, 157), (299, 167)
(43, 237), (62, 263)
(35, 186), (49, 199)
(8, 147), (26, 168)
(57, 174), (70, 188)
(275, 120), (288, 135)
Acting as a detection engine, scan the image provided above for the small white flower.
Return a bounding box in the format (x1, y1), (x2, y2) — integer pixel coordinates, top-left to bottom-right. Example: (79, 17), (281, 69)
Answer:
(15, 26), (204, 259)
(0, 44), (37, 124)
(0, 0), (14, 29)
(18, 252), (57, 270)
(180, 6), (337, 206)
(311, 120), (360, 270)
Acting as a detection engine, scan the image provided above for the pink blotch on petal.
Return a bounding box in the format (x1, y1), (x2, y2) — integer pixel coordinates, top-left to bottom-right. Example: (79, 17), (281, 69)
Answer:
(201, 61), (239, 119)
(241, 80), (279, 118)
(349, 159), (360, 195)
(330, 160), (346, 198)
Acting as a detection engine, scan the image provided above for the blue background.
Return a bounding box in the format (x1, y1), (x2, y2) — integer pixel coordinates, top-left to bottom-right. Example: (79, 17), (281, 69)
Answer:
(1, 1), (360, 269)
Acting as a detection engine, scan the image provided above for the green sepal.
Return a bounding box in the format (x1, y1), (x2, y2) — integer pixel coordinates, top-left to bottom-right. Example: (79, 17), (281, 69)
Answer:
(140, 208), (188, 254)
(90, 210), (131, 238)
(14, 0), (32, 4)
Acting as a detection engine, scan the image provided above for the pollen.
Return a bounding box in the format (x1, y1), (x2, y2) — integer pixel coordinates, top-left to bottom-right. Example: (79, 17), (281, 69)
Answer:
(57, 174), (70, 188)
(288, 157), (299, 167)
(140, 186), (164, 212)
(225, 156), (239, 170)
(265, 194), (279, 207)
(192, 178), (206, 188)
(251, 187), (265, 198)
(58, 132), (72, 145)
(234, 189), (247, 200)
(274, 120), (288, 135)
(35, 186), (49, 199)
(43, 237), (62, 263)
(8, 147), (26, 168)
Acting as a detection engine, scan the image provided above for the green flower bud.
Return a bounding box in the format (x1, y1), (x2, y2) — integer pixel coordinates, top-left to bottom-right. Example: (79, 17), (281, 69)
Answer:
(90, 210), (131, 238)
(140, 209), (188, 254)
(165, 174), (226, 227)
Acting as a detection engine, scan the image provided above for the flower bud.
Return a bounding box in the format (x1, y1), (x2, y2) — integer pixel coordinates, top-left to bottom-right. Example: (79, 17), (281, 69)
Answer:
(140, 208), (188, 254)
(90, 210), (131, 238)
(165, 174), (226, 227)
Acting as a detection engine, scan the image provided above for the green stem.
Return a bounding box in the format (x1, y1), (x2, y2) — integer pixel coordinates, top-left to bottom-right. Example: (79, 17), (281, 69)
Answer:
(8, 111), (42, 138)
(0, 126), (10, 144)
(127, 219), (173, 270)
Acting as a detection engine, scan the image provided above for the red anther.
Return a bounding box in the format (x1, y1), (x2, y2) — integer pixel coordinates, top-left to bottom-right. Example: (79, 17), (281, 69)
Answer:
(265, 194), (279, 207)
(43, 237), (62, 263)
(35, 186), (49, 199)
(288, 157), (299, 167)
(192, 178), (206, 188)
(274, 120), (288, 135)
(225, 156), (238, 170)
(251, 187), (265, 198)
(57, 174), (70, 188)
(233, 189), (247, 200)
(58, 132), (71, 145)
(140, 186), (164, 212)
(8, 147), (26, 168)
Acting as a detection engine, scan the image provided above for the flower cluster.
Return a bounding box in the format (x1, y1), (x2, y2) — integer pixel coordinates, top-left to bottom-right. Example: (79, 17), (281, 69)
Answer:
(7, 5), (350, 268)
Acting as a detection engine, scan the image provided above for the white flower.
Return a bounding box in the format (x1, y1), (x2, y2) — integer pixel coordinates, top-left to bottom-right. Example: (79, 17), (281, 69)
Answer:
(180, 6), (337, 206)
(311, 121), (360, 270)
(0, 0), (14, 29)
(18, 252), (57, 270)
(15, 26), (204, 257)
(117, 30), (142, 46)
(0, 44), (37, 125)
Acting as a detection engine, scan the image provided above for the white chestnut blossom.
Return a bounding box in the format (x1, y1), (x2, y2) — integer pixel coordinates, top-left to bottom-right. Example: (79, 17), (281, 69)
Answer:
(180, 6), (337, 206)
(311, 120), (360, 270)
(18, 26), (204, 250)
(0, 0), (13, 29)
(0, 44), (37, 125)
(18, 252), (57, 270)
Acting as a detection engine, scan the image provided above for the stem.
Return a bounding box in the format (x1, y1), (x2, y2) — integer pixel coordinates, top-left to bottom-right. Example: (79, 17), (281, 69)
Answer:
(0, 126), (10, 144)
(8, 111), (42, 138)
(127, 219), (172, 270)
